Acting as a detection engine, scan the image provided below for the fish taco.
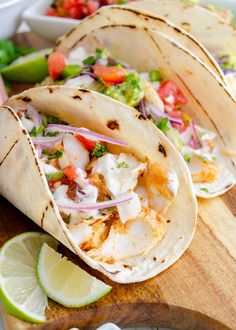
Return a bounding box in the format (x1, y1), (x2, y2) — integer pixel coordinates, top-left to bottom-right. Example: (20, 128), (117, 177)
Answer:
(47, 24), (236, 197)
(1, 86), (197, 283)
(128, 0), (236, 95)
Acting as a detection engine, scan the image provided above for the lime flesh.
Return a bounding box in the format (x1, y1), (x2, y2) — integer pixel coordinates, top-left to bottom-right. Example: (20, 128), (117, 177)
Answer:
(0, 232), (58, 323)
(37, 243), (112, 308)
(1, 48), (52, 83)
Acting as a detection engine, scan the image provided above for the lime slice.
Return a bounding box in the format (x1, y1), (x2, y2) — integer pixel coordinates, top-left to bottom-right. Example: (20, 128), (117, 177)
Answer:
(0, 232), (58, 323)
(1, 48), (52, 83)
(37, 243), (112, 307)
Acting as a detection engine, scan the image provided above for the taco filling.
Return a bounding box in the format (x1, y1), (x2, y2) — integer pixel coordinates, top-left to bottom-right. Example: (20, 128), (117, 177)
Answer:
(16, 106), (180, 264)
(46, 47), (222, 193)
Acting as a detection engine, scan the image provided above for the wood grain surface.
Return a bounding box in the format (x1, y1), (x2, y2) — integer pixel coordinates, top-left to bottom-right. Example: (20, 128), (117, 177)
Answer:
(1, 33), (236, 330)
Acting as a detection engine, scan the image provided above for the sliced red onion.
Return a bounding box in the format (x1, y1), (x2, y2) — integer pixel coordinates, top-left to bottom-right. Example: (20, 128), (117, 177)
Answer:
(0, 75), (8, 105)
(217, 56), (228, 65)
(46, 124), (129, 147)
(78, 188), (86, 196)
(80, 72), (97, 80)
(189, 120), (202, 150)
(224, 68), (236, 75)
(31, 134), (65, 145)
(26, 105), (42, 129)
(147, 103), (183, 124)
(138, 98), (148, 117)
(57, 196), (133, 211)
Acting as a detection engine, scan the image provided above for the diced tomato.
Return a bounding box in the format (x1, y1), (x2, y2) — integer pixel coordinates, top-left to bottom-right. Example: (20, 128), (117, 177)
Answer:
(168, 110), (191, 133)
(48, 51), (66, 79)
(158, 80), (188, 108)
(75, 135), (96, 152)
(46, 7), (59, 16)
(62, 165), (77, 181)
(93, 64), (127, 84)
(86, 0), (99, 15)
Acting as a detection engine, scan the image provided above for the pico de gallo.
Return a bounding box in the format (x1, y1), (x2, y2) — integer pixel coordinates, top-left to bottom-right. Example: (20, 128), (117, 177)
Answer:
(16, 106), (180, 262)
(46, 0), (132, 20)
(45, 46), (222, 192)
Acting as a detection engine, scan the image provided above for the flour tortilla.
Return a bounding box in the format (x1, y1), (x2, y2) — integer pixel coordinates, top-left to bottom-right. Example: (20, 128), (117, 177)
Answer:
(55, 24), (236, 197)
(1, 86), (197, 283)
(129, 0), (236, 57)
(55, 5), (226, 85)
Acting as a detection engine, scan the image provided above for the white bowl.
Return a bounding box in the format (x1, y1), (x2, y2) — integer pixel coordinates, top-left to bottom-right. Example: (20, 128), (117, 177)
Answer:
(0, 0), (34, 39)
(22, 0), (236, 43)
(22, 0), (79, 43)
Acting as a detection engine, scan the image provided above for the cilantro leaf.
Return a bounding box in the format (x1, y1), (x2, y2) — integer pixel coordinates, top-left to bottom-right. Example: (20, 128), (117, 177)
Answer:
(200, 188), (209, 193)
(92, 143), (107, 158)
(117, 162), (129, 169)
(42, 149), (64, 159)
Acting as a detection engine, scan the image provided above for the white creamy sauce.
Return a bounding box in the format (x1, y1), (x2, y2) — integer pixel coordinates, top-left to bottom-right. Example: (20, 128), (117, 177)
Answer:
(92, 153), (146, 196)
(91, 153), (146, 223)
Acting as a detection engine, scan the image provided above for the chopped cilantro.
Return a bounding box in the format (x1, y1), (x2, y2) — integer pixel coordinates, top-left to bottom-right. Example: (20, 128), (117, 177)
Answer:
(200, 188), (209, 193)
(117, 162), (129, 169)
(151, 117), (169, 132)
(45, 171), (63, 180)
(149, 69), (163, 82)
(42, 149), (64, 159)
(95, 48), (110, 59)
(183, 152), (192, 163)
(29, 118), (47, 137)
(64, 213), (71, 224)
(82, 48), (110, 66)
(196, 155), (210, 163)
(92, 143), (107, 158)
(47, 116), (65, 124)
(83, 55), (96, 65)
(45, 131), (59, 137)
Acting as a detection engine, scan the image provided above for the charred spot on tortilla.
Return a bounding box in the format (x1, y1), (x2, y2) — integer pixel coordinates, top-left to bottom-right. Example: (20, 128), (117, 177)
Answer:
(79, 89), (90, 93)
(65, 27), (76, 38)
(22, 129), (27, 135)
(167, 220), (171, 223)
(153, 257), (157, 261)
(179, 236), (183, 240)
(15, 96), (31, 102)
(72, 95), (82, 100)
(48, 87), (54, 94)
(50, 201), (54, 208)
(40, 205), (48, 228)
(181, 22), (191, 33)
(0, 139), (19, 166)
(161, 259), (165, 264)
(123, 264), (133, 270)
(137, 113), (147, 120)
(107, 120), (119, 130)
(158, 144), (167, 157)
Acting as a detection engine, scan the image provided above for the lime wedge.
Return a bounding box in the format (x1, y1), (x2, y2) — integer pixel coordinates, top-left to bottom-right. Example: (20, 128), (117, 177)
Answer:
(1, 48), (52, 83)
(0, 232), (58, 323)
(37, 243), (112, 307)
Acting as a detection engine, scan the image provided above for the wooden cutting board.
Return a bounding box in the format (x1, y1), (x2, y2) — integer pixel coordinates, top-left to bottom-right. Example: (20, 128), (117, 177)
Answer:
(1, 33), (236, 330)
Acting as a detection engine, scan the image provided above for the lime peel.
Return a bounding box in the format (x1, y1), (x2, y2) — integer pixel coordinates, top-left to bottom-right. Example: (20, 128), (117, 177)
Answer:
(0, 232), (58, 323)
(37, 243), (112, 308)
